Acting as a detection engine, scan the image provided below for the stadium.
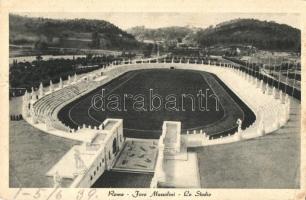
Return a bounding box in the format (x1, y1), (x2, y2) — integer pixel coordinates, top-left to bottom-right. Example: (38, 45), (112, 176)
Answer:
(17, 57), (299, 188)
(8, 14), (301, 189)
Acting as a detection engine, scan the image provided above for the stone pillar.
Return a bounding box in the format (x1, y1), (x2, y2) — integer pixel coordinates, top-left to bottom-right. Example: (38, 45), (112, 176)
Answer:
(59, 77), (63, 89)
(171, 58), (174, 63)
(23, 90), (29, 102)
(272, 87), (276, 98)
(235, 130), (242, 141)
(285, 93), (289, 103)
(49, 80), (54, 92)
(279, 90), (283, 101)
(266, 83), (270, 95)
(275, 89), (281, 100)
(68, 75), (71, 85)
(39, 82), (44, 98)
(208, 60), (210, 65)
(235, 118), (242, 140)
(281, 91), (286, 104)
(187, 59), (190, 64)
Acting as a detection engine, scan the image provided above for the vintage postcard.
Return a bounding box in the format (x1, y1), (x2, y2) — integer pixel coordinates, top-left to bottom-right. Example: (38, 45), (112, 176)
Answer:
(0, 0), (305, 199)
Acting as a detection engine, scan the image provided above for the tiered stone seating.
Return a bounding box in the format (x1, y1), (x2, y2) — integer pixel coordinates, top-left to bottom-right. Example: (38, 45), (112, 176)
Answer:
(33, 88), (78, 121)
(217, 68), (288, 138)
(32, 80), (98, 131)
(180, 65), (290, 146)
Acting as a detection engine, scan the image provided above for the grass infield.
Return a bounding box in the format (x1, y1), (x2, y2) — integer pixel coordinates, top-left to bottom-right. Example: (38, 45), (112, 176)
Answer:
(59, 68), (254, 139)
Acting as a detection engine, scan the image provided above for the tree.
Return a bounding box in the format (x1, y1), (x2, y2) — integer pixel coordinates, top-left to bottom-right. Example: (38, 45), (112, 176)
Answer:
(143, 44), (153, 57)
(34, 41), (48, 50)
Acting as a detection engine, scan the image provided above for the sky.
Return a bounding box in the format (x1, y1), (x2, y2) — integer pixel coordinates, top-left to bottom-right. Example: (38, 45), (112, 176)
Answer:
(14, 12), (301, 30)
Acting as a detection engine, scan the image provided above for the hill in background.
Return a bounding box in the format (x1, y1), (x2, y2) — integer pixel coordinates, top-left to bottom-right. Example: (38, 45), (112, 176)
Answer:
(9, 14), (141, 51)
(127, 19), (301, 52)
(9, 15), (301, 54)
(194, 19), (300, 52)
